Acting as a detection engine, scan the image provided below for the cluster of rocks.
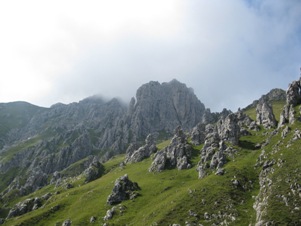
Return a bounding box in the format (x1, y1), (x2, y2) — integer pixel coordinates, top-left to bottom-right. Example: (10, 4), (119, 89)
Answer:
(196, 114), (240, 179)
(103, 204), (126, 221)
(6, 193), (52, 219)
(83, 157), (104, 183)
(236, 110), (259, 132)
(107, 174), (140, 205)
(256, 98), (277, 129)
(279, 78), (301, 126)
(124, 134), (157, 164)
(149, 127), (192, 172)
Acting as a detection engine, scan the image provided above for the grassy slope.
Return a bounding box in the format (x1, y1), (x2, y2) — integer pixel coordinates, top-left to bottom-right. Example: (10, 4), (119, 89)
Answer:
(4, 101), (298, 226)
(4, 135), (264, 226)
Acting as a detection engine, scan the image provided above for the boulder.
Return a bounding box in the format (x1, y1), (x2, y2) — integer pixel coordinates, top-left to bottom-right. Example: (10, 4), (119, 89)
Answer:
(286, 79), (301, 107)
(217, 113), (240, 145)
(107, 174), (140, 205)
(62, 219), (72, 226)
(125, 134), (157, 163)
(149, 127), (192, 172)
(90, 216), (96, 223)
(256, 98), (277, 129)
(83, 157), (104, 183)
(103, 207), (115, 221)
(190, 123), (206, 145)
(6, 197), (42, 219)
(279, 78), (301, 126)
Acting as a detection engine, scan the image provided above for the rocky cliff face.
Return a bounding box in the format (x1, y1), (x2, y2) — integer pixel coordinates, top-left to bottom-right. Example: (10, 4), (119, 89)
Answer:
(279, 78), (301, 126)
(0, 80), (210, 197)
(129, 79), (207, 140)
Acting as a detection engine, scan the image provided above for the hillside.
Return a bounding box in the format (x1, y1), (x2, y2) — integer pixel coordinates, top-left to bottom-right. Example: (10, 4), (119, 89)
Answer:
(1, 78), (301, 225)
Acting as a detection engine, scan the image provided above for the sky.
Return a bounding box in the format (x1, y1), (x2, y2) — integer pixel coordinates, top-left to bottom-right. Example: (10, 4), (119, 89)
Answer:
(0, 0), (300, 112)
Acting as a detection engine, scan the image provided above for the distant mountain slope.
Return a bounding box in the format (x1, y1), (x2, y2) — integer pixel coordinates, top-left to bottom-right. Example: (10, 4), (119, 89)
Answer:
(0, 80), (210, 198)
(0, 102), (46, 149)
(244, 88), (286, 110)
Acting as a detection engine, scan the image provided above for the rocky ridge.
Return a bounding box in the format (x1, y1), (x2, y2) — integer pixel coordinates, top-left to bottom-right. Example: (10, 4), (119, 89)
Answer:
(0, 80), (207, 197)
(149, 126), (192, 172)
(1, 78), (301, 225)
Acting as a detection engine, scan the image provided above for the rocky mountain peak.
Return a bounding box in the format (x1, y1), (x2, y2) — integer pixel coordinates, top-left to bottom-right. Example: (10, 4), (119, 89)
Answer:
(129, 80), (206, 139)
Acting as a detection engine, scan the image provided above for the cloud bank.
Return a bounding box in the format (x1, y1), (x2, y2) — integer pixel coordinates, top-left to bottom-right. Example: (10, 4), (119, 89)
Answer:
(0, 0), (300, 111)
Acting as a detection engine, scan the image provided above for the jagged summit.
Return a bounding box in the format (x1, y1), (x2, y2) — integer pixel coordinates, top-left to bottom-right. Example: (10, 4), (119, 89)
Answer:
(129, 80), (207, 139)
(2, 77), (301, 225)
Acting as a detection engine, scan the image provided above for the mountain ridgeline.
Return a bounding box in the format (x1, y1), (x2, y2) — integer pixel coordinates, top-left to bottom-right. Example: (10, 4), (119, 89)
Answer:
(3, 77), (301, 225)
(0, 80), (210, 196)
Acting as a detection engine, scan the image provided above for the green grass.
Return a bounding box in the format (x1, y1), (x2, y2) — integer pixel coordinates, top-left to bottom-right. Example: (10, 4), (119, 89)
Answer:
(0, 136), (42, 164)
(4, 104), (301, 225)
(3, 132), (266, 226)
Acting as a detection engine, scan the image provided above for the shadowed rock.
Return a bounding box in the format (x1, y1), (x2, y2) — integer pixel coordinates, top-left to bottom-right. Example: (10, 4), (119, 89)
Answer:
(256, 98), (277, 129)
(107, 174), (140, 205)
(125, 134), (157, 163)
(149, 126), (192, 172)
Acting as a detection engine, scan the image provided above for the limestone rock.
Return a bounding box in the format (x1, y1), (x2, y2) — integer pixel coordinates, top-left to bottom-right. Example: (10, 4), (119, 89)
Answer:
(107, 174), (140, 205)
(256, 98), (277, 129)
(62, 219), (72, 226)
(6, 197), (42, 219)
(279, 78), (301, 127)
(83, 157), (104, 183)
(129, 80), (207, 140)
(149, 127), (192, 172)
(190, 123), (206, 145)
(125, 134), (157, 163)
(217, 113), (240, 145)
(286, 79), (301, 107)
(197, 122), (237, 179)
(103, 207), (115, 221)
(90, 216), (96, 223)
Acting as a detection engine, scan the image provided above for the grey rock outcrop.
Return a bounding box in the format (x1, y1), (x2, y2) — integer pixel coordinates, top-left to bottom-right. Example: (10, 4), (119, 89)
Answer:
(125, 134), (157, 163)
(197, 121), (238, 179)
(236, 110), (259, 131)
(129, 80), (207, 140)
(83, 157), (104, 183)
(6, 197), (42, 219)
(286, 79), (301, 107)
(107, 174), (140, 205)
(256, 98), (277, 129)
(62, 219), (72, 226)
(149, 127), (192, 172)
(103, 207), (115, 221)
(217, 113), (240, 145)
(279, 78), (301, 126)
(190, 123), (206, 146)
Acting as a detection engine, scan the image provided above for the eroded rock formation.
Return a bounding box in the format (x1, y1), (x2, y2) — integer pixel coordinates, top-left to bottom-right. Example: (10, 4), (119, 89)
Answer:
(107, 174), (140, 205)
(149, 127), (192, 172)
(125, 134), (157, 164)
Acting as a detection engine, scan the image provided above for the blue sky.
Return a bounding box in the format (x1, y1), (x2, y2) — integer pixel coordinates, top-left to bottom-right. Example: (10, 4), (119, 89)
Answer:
(0, 0), (300, 111)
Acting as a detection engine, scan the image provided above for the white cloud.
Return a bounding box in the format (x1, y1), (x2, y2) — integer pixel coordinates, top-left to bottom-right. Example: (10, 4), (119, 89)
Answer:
(0, 0), (300, 111)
